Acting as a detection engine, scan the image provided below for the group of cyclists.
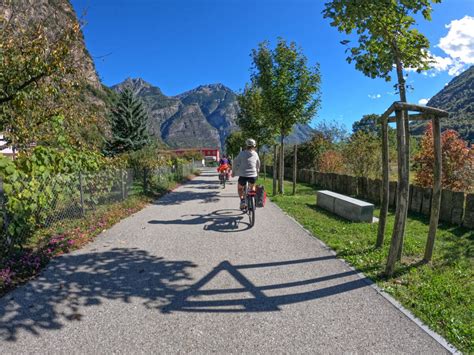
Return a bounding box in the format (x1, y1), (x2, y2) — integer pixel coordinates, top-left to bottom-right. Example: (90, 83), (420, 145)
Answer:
(217, 138), (260, 210)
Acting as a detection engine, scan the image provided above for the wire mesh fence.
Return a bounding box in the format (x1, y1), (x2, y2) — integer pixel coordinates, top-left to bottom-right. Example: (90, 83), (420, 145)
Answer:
(0, 162), (197, 255)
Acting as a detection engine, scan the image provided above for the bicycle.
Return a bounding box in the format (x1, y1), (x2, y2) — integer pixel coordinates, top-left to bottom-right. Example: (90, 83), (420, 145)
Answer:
(219, 171), (226, 188)
(242, 181), (256, 227)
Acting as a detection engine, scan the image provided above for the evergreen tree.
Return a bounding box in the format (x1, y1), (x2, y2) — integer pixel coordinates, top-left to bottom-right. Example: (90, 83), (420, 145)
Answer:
(105, 88), (150, 156)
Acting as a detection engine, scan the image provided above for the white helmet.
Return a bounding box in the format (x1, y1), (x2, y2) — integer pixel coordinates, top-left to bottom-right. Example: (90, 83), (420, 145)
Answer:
(246, 138), (256, 147)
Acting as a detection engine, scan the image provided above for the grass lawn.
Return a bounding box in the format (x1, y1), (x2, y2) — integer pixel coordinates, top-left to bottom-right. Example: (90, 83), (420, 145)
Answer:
(258, 176), (473, 353)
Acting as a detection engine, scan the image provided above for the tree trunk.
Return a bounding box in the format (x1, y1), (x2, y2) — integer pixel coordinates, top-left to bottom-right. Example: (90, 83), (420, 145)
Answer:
(263, 152), (266, 181)
(273, 145), (277, 196)
(376, 117), (389, 248)
(395, 56), (409, 261)
(292, 144), (297, 195)
(279, 134), (284, 194)
(385, 109), (409, 277)
(424, 115), (442, 262)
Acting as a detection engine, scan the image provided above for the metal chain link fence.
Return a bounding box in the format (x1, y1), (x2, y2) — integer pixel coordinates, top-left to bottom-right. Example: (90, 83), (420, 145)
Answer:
(0, 162), (197, 255)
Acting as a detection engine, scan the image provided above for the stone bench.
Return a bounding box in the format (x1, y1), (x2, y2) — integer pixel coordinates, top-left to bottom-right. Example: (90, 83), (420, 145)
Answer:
(317, 190), (374, 222)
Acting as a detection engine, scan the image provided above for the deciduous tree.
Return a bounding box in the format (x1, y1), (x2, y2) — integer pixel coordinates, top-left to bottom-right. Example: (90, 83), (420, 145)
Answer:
(323, 0), (441, 276)
(414, 123), (474, 192)
(251, 38), (321, 193)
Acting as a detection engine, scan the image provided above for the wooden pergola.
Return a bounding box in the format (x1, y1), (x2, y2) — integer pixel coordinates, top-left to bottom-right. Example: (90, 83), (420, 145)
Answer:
(376, 102), (449, 276)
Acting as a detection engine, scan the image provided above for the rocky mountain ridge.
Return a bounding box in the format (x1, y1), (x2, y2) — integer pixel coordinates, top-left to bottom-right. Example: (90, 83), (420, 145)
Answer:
(112, 78), (315, 149)
(411, 66), (473, 143)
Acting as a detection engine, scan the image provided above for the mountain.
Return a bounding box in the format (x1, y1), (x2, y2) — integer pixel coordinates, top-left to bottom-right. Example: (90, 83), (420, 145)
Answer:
(112, 78), (315, 150)
(411, 66), (474, 143)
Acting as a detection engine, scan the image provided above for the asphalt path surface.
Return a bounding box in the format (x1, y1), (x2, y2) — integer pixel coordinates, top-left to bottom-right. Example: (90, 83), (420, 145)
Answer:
(0, 169), (449, 354)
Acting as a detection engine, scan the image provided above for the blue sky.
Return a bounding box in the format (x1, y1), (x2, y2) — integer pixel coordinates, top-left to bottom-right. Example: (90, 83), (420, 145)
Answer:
(71, 0), (474, 130)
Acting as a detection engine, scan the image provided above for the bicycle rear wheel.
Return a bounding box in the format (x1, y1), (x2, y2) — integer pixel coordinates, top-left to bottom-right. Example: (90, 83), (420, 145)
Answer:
(248, 195), (255, 227)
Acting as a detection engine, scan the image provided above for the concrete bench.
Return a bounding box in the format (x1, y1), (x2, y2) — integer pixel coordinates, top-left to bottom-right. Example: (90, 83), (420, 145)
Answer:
(317, 190), (374, 222)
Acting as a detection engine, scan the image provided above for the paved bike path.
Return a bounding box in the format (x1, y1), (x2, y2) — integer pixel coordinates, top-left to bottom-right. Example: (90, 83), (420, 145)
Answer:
(0, 169), (450, 353)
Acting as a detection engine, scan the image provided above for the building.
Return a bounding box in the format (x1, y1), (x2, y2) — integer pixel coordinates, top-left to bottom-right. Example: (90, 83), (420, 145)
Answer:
(0, 134), (14, 158)
(170, 147), (220, 162)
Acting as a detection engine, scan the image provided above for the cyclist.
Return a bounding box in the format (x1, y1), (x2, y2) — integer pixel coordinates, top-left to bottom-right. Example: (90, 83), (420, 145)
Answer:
(232, 138), (260, 210)
(217, 155), (231, 180)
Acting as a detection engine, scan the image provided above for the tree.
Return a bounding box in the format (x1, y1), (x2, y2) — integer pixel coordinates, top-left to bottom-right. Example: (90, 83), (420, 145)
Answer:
(225, 131), (245, 158)
(319, 150), (345, 174)
(343, 131), (382, 178)
(105, 88), (150, 156)
(0, 2), (108, 155)
(251, 38), (321, 193)
(323, 0), (441, 276)
(414, 123), (474, 192)
(352, 114), (380, 135)
(237, 84), (276, 152)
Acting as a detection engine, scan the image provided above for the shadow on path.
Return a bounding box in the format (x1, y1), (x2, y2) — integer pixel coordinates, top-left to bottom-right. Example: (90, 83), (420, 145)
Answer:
(162, 256), (365, 313)
(0, 251), (367, 341)
(148, 209), (250, 233)
(0, 248), (196, 342)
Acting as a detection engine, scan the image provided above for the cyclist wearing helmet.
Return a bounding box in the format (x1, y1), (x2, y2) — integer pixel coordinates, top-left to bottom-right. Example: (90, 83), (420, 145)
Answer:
(232, 138), (260, 210)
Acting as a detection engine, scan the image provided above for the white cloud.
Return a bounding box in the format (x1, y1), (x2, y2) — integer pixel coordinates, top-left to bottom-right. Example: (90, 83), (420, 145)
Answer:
(418, 98), (430, 105)
(439, 16), (474, 64)
(425, 16), (474, 76)
(368, 94), (381, 99)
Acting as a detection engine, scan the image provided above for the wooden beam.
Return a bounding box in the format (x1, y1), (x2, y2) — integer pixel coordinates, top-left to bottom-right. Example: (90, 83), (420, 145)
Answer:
(380, 102), (397, 121)
(393, 102), (449, 117)
(387, 113), (427, 123)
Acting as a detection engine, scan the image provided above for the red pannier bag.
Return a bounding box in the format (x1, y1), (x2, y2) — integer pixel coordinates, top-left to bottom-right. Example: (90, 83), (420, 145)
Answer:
(255, 185), (266, 207)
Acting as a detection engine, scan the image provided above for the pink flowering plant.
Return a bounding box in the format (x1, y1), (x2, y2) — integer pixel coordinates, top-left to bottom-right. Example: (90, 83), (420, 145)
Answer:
(0, 197), (147, 294)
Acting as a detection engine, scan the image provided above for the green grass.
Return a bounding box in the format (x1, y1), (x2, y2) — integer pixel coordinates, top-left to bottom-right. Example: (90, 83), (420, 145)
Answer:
(258, 176), (473, 353)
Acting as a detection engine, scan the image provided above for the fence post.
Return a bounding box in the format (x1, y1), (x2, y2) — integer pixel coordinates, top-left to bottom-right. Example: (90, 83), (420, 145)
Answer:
(121, 169), (126, 200)
(143, 168), (148, 193)
(79, 172), (85, 217)
(0, 178), (9, 238)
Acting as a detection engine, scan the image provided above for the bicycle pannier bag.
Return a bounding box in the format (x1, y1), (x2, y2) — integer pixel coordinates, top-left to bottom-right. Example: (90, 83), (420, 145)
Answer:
(256, 185), (266, 207)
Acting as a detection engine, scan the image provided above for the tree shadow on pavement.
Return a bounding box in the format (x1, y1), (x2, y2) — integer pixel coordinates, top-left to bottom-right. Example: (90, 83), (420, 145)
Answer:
(0, 252), (368, 341)
(0, 248), (197, 342)
(161, 256), (366, 313)
(148, 209), (250, 232)
(153, 190), (222, 205)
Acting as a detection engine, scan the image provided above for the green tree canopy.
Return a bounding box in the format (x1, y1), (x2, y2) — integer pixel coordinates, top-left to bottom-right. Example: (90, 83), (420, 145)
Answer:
(323, 0), (439, 87)
(237, 84), (275, 151)
(352, 114), (380, 135)
(225, 131), (245, 158)
(250, 38), (322, 192)
(105, 88), (150, 156)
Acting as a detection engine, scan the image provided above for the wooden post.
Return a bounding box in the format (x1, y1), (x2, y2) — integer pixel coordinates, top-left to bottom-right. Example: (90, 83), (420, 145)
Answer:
(143, 168), (148, 193)
(397, 109), (409, 260)
(376, 117), (390, 248)
(385, 109), (409, 276)
(424, 115), (442, 262)
(292, 144), (297, 195)
(273, 145), (277, 196)
(121, 169), (126, 201)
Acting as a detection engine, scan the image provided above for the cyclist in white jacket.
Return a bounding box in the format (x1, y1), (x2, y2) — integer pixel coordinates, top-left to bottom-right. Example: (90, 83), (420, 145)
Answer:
(232, 138), (260, 210)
